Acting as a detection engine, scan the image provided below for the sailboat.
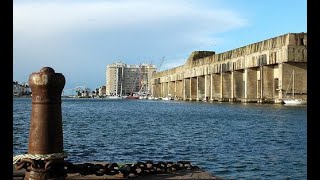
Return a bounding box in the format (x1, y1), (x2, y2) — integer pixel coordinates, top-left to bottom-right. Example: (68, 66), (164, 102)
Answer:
(283, 69), (307, 105)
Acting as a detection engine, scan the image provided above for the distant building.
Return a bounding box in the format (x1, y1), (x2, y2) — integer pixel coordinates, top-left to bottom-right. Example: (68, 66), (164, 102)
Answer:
(152, 32), (307, 104)
(106, 62), (156, 96)
(13, 81), (31, 96)
(98, 86), (106, 96)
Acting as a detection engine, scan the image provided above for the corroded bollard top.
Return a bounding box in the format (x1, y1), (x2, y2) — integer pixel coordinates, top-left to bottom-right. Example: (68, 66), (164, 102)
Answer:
(28, 67), (65, 154)
(29, 67), (65, 104)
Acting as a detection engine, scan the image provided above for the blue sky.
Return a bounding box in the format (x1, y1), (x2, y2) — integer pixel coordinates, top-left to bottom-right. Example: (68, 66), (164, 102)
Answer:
(13, 0), (307, 91)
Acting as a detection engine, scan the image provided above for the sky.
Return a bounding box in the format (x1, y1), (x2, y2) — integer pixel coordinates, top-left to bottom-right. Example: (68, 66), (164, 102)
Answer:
(13, 0), (307, 92)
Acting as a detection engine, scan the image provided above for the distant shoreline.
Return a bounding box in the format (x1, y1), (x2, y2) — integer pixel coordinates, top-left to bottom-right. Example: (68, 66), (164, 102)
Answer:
(13, 95), (31, 98)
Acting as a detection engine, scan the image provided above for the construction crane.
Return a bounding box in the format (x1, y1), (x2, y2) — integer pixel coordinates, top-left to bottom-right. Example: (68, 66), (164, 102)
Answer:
(158, 56), (165, 72)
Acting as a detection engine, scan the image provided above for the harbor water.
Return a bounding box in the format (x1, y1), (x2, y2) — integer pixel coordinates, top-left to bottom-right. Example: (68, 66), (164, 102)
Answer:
(13, 98), (307, 179)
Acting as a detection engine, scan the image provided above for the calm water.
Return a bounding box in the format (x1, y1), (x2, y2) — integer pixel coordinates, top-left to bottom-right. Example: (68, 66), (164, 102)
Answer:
(13, 98), (307, 179)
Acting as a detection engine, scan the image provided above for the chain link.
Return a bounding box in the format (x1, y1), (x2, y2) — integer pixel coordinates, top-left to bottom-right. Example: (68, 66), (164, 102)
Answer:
(13, 152), (68, 164)
(63, 160), (199, 178)
(14, 158), (200, 178)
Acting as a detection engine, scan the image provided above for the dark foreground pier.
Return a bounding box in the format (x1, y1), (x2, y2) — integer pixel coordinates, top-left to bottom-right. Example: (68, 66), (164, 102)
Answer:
(13, 67), (220, 180)
(14, 162), (219, 179)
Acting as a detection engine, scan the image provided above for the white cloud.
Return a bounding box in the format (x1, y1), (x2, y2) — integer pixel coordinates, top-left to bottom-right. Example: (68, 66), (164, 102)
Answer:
(14, 1), (184, 34)
(13, 0), (247, 36)
(13, 0), (249, 63)
(13, 0), (249, 89)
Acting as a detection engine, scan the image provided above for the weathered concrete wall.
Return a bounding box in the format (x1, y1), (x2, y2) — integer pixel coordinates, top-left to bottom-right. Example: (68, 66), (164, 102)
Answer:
(176, 80), (183, 99)
(233, 70), (244, 99)
(154, 33), (306, 79)
(222, 72), (231, 99)
(262, 66), (275, 99)
(163, 82), (168, 97)
(211, 74), (221, 100)
(191, 77), (197, 100)
(205, 75), (211, 100)
(185, 78), (191, 100)
(273, 65), (280, 100)
(153, 84), (161, 97)
(198, 76), (205, 100)
(184, 51), (216, 69)
(152, 33), (307, 103)
(246, 68), (257, 100)
(257, 68), (262, 99)
(169, 81), (175, 97)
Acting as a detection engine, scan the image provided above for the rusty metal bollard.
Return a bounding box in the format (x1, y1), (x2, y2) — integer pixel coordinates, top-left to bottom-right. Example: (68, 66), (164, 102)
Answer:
(25, 67), (66, 180)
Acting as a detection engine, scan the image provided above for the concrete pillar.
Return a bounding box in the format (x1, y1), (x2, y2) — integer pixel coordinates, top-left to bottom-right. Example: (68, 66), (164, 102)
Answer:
(257, 69), (261, 99)
(260, 66), (263, 100)
(175, 80), (183, 99)
(273, 65), (280, 102)
(185, 78), (191, 100)
(183, 79), (186, 100)
(160, 83), (163, 97)
(197, 76), (206, 101)
(156, 84), (161, 98)
(190, 78), (192, 100)
(278, 63), (283, 99)
(262, 66), (275, 100)
(231, 71), (234, 99)
(233, 70), (244, 100)
(204, 75), (207, 101)
(167, 82), (170, 97)
(220, 72), (223, 99)
(210, 74), (213, 101)
(246, 68), (258, 101)
(191, 77), (196, 100)
(196, 76), (199, 101)
(164, 83), (166, 97)
(244, 69), (248, 99)
(152, 84), (155, 97)
(212, 74), (220, 101)
(222, 72), (232, 100)
(166, 82), (169, 97)
(174, 81), (177, 98)
(163, 82), (165, 97)
(162, 82), (165, 97)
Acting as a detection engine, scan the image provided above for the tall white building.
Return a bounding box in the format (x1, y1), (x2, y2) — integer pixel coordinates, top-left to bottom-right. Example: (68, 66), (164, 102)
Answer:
(106, 62), (156, 96)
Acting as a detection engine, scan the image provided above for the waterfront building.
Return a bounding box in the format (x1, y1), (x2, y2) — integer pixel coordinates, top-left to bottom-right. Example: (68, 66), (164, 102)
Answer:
(106, 62), (156, 96)
(98, 85), (106, 96)
(13, 81), (31, 96)
(152, 32), (307, 103)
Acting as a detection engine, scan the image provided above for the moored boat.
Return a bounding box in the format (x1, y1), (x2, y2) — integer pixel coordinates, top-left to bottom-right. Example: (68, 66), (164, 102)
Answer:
(283, 99), (307, 105)
(283, 69), (307, 105)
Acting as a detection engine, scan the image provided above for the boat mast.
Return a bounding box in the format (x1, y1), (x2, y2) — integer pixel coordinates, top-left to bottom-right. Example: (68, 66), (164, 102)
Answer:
(120, 67), (123, 96)
(292, 69), (295, 99)
(139, 64), (142, 94)
(284, 70), (293, 99)
(116, 68), (118, 96)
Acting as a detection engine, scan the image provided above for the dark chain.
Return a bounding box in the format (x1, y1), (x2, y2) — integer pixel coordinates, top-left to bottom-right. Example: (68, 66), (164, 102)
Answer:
(15, 159), (200, 178)
(64, 160), (200, 178)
